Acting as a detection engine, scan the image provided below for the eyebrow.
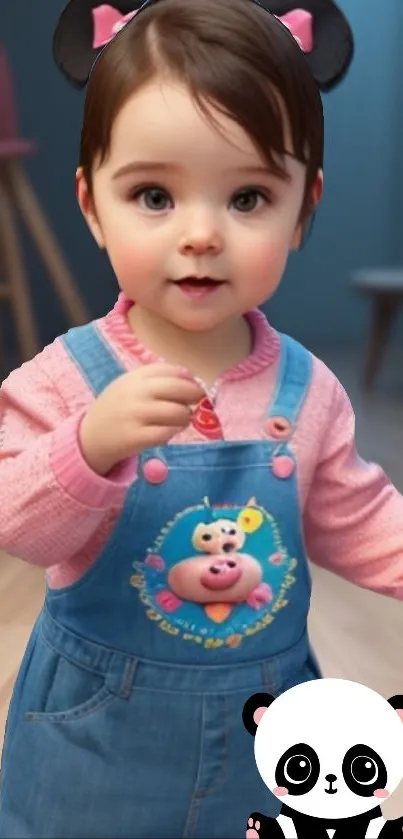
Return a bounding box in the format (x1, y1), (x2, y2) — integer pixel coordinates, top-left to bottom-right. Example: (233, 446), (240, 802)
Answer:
(112, 162), (179, 179)
(236, 165), (292, 182)
(112, 161), (292, 181)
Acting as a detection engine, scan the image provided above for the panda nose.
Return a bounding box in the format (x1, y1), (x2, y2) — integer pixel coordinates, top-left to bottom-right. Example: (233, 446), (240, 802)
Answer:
(325, 774), (337, 784)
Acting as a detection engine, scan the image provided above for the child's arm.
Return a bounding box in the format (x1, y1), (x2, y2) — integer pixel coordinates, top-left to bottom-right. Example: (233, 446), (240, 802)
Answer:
(303, 373), (403, 598)
(0, 352), (135, 567)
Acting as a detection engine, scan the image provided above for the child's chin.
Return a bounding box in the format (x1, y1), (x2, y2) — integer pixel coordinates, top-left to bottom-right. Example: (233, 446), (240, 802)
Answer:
(166, 310), (230, 332)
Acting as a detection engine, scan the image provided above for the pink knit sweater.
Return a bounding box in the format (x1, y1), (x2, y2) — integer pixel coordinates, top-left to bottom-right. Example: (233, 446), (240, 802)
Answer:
(1, 293), (403, 596)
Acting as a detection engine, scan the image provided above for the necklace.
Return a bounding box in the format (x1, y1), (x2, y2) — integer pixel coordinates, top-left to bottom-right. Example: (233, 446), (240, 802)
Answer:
(191, 377), (223, 440)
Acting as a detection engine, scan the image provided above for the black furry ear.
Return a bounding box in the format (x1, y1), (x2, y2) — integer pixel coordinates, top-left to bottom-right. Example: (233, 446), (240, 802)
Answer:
(52, 0), (146, 88)
(388, 696), (403, 713)
(243, 692), (275, 736)
(53, 0), (354, 91)
(261, 0), (355, 91)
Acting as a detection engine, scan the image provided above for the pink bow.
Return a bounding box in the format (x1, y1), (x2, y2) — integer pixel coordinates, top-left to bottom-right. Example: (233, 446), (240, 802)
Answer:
(92, 4), (314, 54)
(93, 5), (139, 48)
(276, 9), (314, 54)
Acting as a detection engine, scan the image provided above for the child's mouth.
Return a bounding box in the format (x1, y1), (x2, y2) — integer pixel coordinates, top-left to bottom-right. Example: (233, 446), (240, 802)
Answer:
(172, 277), (225, 299)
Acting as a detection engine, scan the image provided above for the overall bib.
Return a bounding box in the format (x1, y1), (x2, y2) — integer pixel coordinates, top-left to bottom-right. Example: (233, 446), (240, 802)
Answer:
(0, 324), (321, 839)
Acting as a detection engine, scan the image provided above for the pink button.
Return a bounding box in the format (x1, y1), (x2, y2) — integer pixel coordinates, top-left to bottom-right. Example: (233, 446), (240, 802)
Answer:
(272, 455), (295, 479)
(143, 458), (168, 484)
(266, 416), (293, 440)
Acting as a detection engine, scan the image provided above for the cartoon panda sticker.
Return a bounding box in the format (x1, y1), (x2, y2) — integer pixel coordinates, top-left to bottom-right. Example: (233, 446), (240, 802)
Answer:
(242, 679), (403, 838)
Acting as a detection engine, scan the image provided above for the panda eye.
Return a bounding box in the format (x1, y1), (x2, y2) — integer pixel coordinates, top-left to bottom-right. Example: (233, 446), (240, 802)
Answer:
(342, 744), (386, 797)
(350, 756), (378, 785)
(284, 755), (312, 784)
(201, 534), (212, 541)
(275, 743), (320, 796)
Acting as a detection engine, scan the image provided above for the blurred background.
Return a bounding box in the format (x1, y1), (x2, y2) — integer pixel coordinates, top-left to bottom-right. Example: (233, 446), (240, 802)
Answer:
(0, 0), (402, 360)
(1, 0), (403, 819)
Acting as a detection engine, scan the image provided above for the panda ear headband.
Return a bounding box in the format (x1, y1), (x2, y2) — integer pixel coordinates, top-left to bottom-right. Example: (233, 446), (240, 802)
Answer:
(53, 0), (354, 91)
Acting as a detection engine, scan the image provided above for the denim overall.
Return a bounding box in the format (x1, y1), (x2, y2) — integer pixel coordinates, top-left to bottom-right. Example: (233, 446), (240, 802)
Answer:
(0, 323), (321, 839)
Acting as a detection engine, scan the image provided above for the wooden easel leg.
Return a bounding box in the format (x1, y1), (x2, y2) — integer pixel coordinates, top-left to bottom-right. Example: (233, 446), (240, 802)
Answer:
(364, 292), (400, 390)
(6, 160), (90, 326)
(0, 169), (39, 361)
(0, 230), (5, 372)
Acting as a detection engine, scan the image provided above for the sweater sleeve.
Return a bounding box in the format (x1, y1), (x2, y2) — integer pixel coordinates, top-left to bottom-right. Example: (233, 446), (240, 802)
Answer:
(303, 374), (403, 599)
(0, 350), (136, 567)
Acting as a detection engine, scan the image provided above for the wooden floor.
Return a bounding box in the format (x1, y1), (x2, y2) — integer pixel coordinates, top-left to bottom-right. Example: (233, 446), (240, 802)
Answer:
(1, 348), (403, 819)
(0, 556), (44, 744)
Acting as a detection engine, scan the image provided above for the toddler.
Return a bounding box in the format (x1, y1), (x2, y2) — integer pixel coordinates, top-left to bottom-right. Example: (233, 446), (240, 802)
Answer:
(0, 1), (397, 838)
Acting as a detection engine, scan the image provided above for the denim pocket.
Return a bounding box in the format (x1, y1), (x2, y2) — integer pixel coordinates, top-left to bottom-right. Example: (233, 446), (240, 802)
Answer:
(24, 632), (117, 723)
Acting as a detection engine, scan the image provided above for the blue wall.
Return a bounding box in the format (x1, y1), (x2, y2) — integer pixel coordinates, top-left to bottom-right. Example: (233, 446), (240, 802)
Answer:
(395, 0), (403, 265)
(0, 0), (401, 352)
(265, 0), (402, 348)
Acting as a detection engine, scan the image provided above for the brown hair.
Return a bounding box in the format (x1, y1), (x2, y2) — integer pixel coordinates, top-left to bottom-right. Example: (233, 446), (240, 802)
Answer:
(80, 0), (324, 222)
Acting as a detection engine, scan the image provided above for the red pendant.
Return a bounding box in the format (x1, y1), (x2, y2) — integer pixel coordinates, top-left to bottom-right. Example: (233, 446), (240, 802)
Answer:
(191, 397), (223, 440)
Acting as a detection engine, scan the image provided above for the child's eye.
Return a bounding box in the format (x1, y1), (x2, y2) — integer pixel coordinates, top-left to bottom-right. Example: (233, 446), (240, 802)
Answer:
(231, 189), (270, 213)
(131, 186), (173, 211)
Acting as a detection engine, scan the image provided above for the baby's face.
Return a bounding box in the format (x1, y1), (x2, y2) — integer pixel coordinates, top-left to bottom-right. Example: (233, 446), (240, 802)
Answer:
(79, 78), (310, 334)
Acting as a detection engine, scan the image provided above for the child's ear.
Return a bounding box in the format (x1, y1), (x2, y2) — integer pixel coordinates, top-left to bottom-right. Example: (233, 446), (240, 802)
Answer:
(313, 169), (324, 207)
(292, 169), (324, 250)
(76, 167), (105, 249)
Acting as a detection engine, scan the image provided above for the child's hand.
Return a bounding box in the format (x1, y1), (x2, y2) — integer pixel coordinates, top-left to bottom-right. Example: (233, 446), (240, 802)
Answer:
(79, 363), (204, 476)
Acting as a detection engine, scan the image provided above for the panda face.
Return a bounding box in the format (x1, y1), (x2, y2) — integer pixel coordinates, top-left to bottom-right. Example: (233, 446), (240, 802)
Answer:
(251, 679), (403, 820)
(271, 740), (388, 813)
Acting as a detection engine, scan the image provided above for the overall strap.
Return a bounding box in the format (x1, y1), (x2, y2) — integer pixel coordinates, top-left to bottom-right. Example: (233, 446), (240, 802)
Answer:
(267, 333), (313, 426)
(61, 322), (126, 396)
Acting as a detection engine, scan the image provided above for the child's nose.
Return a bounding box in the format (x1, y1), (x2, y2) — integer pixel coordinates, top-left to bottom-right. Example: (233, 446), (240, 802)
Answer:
(178, 214), (224, 255)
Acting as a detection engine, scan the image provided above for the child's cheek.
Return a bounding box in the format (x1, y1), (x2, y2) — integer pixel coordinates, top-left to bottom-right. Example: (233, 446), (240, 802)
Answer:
(110, 239), (158, 287)
(243, 241), (289, 294)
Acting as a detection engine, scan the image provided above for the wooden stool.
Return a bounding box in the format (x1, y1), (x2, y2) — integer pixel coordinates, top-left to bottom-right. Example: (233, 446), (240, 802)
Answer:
(352, 267), (403, 390)
(0, 47), (89, 365)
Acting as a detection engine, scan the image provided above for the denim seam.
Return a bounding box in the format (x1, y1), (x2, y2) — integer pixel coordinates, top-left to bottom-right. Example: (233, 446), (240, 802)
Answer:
(128, 679), (280, 697)
(39, 624), (113, 679)
(182, 696), (206, 838)
(120, 657), (138, 698)
(25, 687), (117, 724)
(188, 697), (230, 800)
